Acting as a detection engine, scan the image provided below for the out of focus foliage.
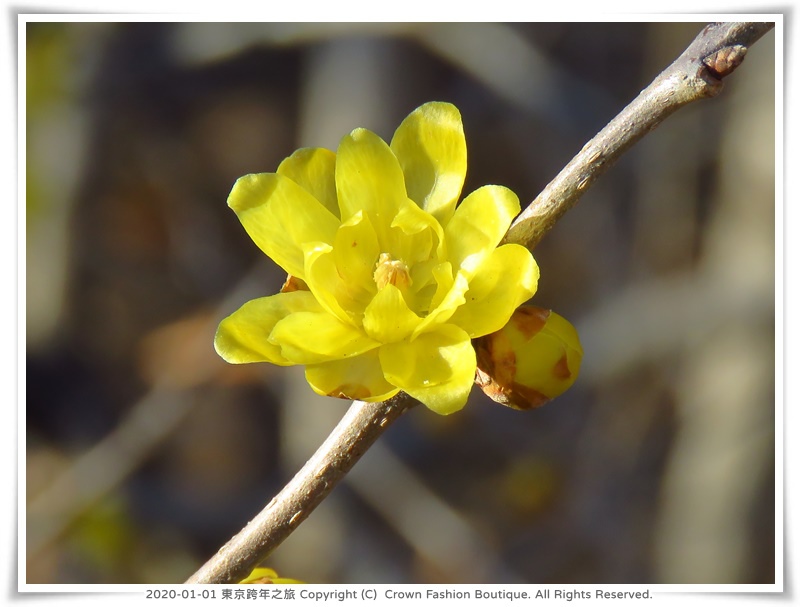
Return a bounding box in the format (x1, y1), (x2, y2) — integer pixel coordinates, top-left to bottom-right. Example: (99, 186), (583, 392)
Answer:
(26, 22), (775, 584)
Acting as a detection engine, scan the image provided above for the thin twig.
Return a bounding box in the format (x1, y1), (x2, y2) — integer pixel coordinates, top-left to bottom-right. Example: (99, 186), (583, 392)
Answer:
(186, 394), (418, 584)
(185, 21), (774, 584)
(503, 21), (774, 250)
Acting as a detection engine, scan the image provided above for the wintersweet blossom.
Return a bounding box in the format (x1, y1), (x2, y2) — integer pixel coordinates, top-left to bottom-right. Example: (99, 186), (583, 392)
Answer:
(475, 306), (583, 410)
(239, 567), (301, 584)
(214, 102), (540, 415)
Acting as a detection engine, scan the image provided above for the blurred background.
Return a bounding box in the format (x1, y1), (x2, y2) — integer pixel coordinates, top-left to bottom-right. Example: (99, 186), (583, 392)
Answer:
(25, 22), (776, 584)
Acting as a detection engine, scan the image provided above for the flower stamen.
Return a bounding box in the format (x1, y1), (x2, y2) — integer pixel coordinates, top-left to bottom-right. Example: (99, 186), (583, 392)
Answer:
(373, 253), (412, 290)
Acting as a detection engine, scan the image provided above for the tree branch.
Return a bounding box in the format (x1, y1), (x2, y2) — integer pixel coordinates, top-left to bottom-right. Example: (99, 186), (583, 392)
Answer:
(503, 21), (774, 250)
(185, 21), (774, 584)
(185, 393), (418, 584)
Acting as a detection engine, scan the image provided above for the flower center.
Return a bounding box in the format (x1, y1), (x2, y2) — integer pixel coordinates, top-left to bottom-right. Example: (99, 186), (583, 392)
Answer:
(373, 253), (412, 290)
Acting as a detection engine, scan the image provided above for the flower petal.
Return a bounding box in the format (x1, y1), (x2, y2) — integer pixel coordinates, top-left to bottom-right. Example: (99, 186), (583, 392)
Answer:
(332, 210), (380, 297)
(303, 243), (361, 325)
(448, 244), (539, 337)
(302, 211), (382, 325)
(380, 324), (476, 415)
(335, 128), (407, 244)
(388, 199), (445, 265)
(411, 268), (470, 339)
(277, 147), (339, 218)
(270, 310), (379, 365)
(228, 173), (339, 278)
(445, 185), (520, 278)
(362, 284), (422, 343)
(305, 350), (400, 402)
(390, 101), (466, 226)
(214, 291), (322, 365)
(427, 261), (455, 312)
(513, 309), (583, 400)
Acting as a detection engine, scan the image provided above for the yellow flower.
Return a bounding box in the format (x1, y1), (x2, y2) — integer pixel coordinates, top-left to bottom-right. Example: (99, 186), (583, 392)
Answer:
(239, 567), (302, 584)
(474, 306), (583, 410)
(214, 102), (539, 415)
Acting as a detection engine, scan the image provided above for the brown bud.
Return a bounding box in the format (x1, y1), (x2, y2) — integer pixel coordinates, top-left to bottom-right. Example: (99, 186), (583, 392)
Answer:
(703, 45), (747, 79)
